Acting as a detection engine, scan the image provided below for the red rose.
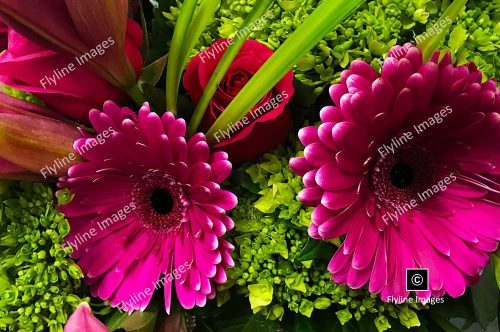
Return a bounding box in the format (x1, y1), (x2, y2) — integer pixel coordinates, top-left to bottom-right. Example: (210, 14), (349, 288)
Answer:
(183, 38), (294, 164)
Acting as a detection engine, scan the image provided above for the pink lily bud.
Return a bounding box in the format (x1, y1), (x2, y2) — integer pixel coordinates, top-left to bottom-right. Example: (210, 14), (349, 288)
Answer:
(0, 156), (40, 181)
(0, 112), (81, 178)
(64, 302), (110, 332)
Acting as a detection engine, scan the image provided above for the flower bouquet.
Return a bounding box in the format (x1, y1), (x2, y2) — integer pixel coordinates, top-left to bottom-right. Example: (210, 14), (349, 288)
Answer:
(0, 0), (498, 331)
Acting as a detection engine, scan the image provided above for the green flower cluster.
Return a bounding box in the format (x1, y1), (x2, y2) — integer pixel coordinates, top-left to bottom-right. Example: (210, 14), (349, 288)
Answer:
(445, 0), (499, 81)
(222, 141), (422, 331)
(166, 0), (499, 95)
(0, 182), (87, 332)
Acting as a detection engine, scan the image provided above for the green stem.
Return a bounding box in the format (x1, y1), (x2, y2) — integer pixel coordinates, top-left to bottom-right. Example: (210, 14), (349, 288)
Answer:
(187, 0), (275, 136)
(126, 84), (146, 106)
(165, 0), (198, 115)
(177, 0), (221, 87)
(205, 0), (365, 144)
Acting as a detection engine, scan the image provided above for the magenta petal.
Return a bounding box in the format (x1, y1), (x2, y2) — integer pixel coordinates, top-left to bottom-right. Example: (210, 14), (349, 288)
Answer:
(298, 187), (323, 206)
(176, 280), (196, 309)
(316, 162), (361, 191)
(329, 84), (347, 106)
(304, 142), (336, 167)
(317, 122), (337, 151)
(332, 122), (370, 156)
(321, 188), (358, 210)
(368, 236), (388, 294)
(298, 126), (319, 146)
(328, 244), (352, 275)
(209, 160), (232, 183)
(189, 162), (211, 185)
(289, 157), (314, 177)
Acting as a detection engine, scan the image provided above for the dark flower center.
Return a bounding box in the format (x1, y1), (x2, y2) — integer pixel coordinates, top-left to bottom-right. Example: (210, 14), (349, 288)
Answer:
(371, 144), (434, 209)
(150, 188), (174, 215)
(132, 170), (189, 234)
(389, 162), (414, 189)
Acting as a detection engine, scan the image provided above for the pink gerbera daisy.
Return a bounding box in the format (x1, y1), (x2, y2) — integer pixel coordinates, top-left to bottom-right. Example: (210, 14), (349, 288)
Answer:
(290, 45), (500, 302)
(58, 101), (237, 313)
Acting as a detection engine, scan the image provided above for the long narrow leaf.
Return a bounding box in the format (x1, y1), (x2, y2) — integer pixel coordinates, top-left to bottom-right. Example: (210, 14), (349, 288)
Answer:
(205, 0), (365, 144)
(187, 0), (274, 136)
(416, 0), (468, 62)
(165, 0), (197, 115)
(177, 0), (221, 86)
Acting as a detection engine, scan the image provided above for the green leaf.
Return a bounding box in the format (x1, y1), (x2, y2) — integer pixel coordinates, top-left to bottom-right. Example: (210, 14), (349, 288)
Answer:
(138, 0), (150, 63)
(118, 305), (159, 332)
(298, 299), (314, 317)
(187, 0), (275, 136)
(448, 25), (468, 54)
(143, 83), (167, 113)
(354, 317), (380, 332)
(416, 0), (468, 62)
(139, 53), (168, 88)
(218, 315), (277, 332)
(493, 249), (500, 290)
(248, 281), (274, 310)
(426, 292), (476, 329)
(178, 0), (220, 86)
(106, 310), (129, 331)
(149, 5), (172, 60)
(295, 237), (334, 262)
(471, 262), (500, 329)
(428, 311), (462, 332)
(231, 169), (261, 194)
(126, 84), (147, 105)
(165, 0), (198, 115)
(285, 273), (307, 293)
(290, 315), (315, 332)
(240, 316), (278, 332)
(205, 0), (365, 144)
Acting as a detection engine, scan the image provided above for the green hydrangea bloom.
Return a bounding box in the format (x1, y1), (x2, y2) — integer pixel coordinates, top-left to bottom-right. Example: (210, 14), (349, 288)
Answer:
(443, 0), (499, 81)
(222, 139), (423, 331)
(0, 182), (90, 332)
(166, 0), (499, 95)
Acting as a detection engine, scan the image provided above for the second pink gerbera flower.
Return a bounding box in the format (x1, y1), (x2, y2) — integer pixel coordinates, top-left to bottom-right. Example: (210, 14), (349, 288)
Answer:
(58, 101), (237, 313)
(290, 45), (500, 302)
